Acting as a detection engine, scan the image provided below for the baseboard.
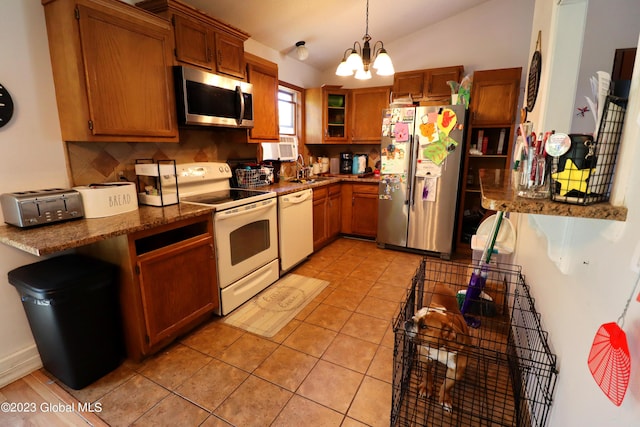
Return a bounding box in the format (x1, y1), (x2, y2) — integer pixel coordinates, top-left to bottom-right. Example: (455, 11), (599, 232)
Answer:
(0, 345), (42, 388)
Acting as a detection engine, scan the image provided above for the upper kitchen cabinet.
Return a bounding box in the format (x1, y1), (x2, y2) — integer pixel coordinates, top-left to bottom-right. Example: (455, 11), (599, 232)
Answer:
(306, 86), (349, 144)
(245, 53), (279, 142)
(456, 67), (521, 254)
(42, 0), (179, 142)
(350, 86), (391, 143)
(392, 65), (464, 103)
(137, 0), (249, 80)
(468, 68), (521, 125)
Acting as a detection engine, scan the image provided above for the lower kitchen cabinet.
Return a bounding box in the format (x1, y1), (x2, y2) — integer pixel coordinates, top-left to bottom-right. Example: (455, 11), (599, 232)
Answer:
(80, 214), (218, 361)
(341, 183), (378, 238)
(313, 184), (342, 251)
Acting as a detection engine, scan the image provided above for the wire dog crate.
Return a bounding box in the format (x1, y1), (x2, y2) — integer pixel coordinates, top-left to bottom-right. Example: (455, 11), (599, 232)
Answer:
(392, 258), (558, 427)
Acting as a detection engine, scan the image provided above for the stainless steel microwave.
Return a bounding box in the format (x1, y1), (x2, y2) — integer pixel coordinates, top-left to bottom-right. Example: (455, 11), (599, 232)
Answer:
(173, 66), (254, 128)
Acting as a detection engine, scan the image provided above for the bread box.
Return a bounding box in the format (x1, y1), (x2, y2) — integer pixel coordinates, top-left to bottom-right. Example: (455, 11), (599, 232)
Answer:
(73, 182), (138, 218)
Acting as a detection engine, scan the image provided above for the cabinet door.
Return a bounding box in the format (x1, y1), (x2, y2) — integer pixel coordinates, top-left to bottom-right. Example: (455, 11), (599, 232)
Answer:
(328, 185), (342, 238)
(424, 66), (464, 98)
(392, 71), (425, 99)
(352, 192), (378, 238)
(469, 69), (521, 125)
(246, 55), (279, 141)
(350, 87), (391, 143)
(61, 3), (177, 141)
(215, 32), (246, 79)
(351, 184), (378, 238)
(324, 89), (349, 143)
(172, 14), (214, 70)
(137, 235), (217, 347)
(312, 188), (328, 251)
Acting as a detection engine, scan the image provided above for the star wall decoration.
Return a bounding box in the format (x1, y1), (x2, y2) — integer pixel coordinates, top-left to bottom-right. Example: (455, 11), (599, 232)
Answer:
(551, 159), (596, 196)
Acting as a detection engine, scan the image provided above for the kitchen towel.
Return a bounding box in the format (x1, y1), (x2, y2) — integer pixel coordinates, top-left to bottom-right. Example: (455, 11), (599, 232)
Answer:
(222, 274), (329, 337)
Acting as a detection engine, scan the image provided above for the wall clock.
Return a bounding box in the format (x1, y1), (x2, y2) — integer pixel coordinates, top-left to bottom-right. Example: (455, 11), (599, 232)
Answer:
(526, 31), (542, 113)
(0, 82), (14, 128)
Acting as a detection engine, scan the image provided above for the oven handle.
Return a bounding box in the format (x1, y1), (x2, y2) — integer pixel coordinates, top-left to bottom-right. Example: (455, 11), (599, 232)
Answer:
(215, 199), (274, 220)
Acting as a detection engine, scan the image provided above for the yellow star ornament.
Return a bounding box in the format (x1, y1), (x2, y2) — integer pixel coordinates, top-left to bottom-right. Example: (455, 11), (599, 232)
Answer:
(551, 159), (596, 196)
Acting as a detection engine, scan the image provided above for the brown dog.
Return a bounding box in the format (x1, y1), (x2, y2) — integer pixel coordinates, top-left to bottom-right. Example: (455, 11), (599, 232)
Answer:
(404, 283), (470, 412)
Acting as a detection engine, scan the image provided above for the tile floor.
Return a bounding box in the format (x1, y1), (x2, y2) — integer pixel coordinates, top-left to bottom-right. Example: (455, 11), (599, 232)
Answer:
(3, 238), (468, 426)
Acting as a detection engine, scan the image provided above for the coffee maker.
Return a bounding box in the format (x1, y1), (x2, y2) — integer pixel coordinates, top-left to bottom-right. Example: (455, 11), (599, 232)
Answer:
(340, 152), (353, 174)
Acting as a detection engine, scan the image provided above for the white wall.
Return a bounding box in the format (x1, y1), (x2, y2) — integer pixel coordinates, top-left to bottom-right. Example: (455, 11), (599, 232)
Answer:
(515, 1), (640, 425)
(321, 0), (535, 89)
(0, 1), (70, 385)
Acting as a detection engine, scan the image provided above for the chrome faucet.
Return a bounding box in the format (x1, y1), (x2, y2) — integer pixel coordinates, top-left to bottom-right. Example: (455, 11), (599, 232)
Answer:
(296, 154), (305, 179)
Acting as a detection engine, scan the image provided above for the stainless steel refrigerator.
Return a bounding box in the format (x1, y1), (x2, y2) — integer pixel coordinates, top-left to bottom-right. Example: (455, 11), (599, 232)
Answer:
(377, 105), (466, 258)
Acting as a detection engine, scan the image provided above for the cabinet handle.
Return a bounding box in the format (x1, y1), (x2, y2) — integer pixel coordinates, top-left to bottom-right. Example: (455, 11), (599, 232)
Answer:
(217, 51), (222, 66)
(209, 243), (214, 259)
(207, 48), (212, 62)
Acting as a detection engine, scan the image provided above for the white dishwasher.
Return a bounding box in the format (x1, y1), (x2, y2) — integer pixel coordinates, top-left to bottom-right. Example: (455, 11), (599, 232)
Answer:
(278, 188), (313, 272)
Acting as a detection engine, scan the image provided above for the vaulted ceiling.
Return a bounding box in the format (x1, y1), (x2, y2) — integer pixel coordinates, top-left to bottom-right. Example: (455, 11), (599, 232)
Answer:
(182, 0), (490, 72)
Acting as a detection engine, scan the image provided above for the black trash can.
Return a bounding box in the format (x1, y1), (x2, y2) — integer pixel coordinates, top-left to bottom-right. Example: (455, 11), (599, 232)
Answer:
(8, 254), (124, 389)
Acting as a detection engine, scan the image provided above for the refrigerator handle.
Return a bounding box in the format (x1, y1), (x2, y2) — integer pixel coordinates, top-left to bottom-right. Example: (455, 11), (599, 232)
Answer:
(408, 133), (419, 207)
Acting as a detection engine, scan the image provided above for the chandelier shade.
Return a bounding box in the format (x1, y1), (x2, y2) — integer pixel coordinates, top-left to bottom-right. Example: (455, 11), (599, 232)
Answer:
(335, 0), (394, 79)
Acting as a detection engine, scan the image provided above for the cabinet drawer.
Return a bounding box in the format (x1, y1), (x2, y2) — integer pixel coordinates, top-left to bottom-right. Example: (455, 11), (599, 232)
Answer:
(352, 183), (378, 194)
(133, 219), (210, 255)
(313, 187), (328, 200)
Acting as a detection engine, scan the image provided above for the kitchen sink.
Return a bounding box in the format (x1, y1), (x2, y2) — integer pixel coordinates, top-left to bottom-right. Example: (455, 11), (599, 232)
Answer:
(288, 177), (332, 184)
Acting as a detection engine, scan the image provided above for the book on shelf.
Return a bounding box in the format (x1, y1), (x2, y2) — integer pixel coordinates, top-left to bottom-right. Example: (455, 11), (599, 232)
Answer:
(497, 129), (506, 155)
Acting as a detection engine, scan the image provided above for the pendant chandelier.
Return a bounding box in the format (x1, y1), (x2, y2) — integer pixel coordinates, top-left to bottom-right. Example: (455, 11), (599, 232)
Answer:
(335, 0), (394, 80)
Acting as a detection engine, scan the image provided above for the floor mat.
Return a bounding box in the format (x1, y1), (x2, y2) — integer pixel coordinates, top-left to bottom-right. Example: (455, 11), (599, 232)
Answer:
(223, 274), (329, 337)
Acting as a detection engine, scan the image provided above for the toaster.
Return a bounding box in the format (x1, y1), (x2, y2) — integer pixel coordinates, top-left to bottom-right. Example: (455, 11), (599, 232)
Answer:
(1, 188), (84, 228)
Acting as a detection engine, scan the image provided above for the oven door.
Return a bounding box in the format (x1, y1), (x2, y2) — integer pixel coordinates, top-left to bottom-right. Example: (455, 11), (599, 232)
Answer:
(214, 198), (278, 288)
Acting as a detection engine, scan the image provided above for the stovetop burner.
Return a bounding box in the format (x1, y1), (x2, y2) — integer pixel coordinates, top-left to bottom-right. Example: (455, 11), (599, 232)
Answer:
(180, 188), (271, 206)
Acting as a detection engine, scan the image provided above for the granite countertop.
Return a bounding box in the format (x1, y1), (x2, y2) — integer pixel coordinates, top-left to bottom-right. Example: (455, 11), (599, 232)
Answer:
(0, 175), (381, 257)
(0, 203), (214, 256)
(479, 169), (628, 221)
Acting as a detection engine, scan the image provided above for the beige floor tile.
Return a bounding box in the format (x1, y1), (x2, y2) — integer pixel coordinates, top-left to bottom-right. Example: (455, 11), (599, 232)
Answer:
(367, 345), (394, 383)
(340, 312), (391, 344)
(180, 320), (244, 356)
(381, 325), (397, 349)
(321, 334), (378, 374)
(305, 303), (353, 331)
(347, 376), (392, 427)
(341, 417), (370, 427)
(97, 375), (170, 427)
(214, 376), (292, 427)
(175, 359), (248, 412)
(138, 343), (211, 390)
(356, 295), (401, 321)
(63, 363), (136, 404)
(215, 334), (278, 372)
(271, 395), (344, 426)
(266, 318), (301, 344)
(130, 394), (209, 426)
(200, 414), (234, 426)
(253, 346), (318, 391)
(322, 287), (365, 311)
(367, 281), (409, 302)
(297, 360), (363, 413)
(335, 276), (375, 295)
(283, 323), (337, 358)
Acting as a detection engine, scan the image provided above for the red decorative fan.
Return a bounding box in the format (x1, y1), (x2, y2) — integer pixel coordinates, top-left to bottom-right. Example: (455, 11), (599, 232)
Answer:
(587, 322), (631, 406)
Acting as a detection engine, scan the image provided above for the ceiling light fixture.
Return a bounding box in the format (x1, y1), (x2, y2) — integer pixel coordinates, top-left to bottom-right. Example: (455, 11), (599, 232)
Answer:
(295, 41), (309, 61)
(335, 0), (394, 80)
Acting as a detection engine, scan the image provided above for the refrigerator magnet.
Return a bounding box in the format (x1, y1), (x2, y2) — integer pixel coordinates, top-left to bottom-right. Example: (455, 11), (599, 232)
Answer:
(394, 122), (409, 141)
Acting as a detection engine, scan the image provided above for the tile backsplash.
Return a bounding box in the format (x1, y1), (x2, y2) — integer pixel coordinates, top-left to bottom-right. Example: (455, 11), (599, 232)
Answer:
(66, 128), (257, 186)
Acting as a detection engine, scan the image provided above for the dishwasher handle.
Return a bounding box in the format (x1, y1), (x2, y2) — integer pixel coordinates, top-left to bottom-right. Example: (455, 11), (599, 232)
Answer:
(281, 190), (312, 205)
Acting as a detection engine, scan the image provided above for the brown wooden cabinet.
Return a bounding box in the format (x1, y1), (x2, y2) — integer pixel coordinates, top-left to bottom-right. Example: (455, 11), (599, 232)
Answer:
(349, 86), (391, 143)
(313, 184), (342, 250)
(42, 0), (178, 142)
(80, 215), (218, 361)
(341, 183), (378, 238)
(456, 68), (521, 254)
(392, 65), (464, 103)
(137, 0), (249, 80)
(246, 53), (279, 142)
(305, 86), (349, 144)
